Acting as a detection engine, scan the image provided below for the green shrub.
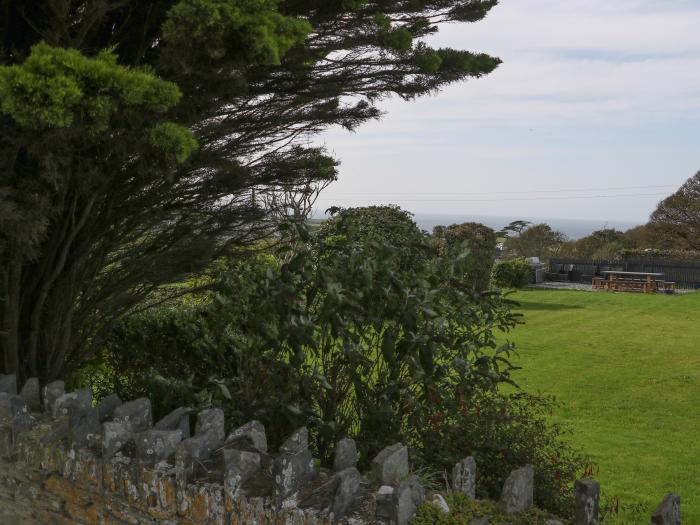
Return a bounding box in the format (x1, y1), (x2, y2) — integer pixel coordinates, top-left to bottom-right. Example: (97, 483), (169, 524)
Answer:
(492, 258), (533, 288)
(316, 205), (430, 271)
(413, 492), (558, 525)
(86, 253), (312, 447)
(93, 221), (519, 458)
(432, 222), (498, 293)
(414, 390), (588, 517)
(90, 214), (586, 518)
(88, 305), (208, 416)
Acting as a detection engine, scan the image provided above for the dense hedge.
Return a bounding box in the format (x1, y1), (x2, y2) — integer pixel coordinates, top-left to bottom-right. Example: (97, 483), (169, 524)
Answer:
(432, 222), (498, 293)
(492, 258), (533, 289)
(86, 209), (587, 518)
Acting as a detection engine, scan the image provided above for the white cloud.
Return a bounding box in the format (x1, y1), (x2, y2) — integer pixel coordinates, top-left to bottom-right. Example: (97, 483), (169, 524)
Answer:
(316, 0), (700, 222)
(390, 0), (700, 127)
(440, 0), (700, 55)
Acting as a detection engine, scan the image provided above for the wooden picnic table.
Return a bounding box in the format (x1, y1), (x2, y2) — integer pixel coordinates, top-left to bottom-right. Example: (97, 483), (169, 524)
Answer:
(593, 271), (666, 293)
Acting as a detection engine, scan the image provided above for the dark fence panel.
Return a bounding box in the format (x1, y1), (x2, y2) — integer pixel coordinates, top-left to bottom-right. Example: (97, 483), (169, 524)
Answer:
(548, 258), (700, 290)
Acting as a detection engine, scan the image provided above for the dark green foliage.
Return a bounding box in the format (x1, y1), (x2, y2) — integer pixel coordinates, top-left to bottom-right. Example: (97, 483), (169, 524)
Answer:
(162, 0), (312, 66)
(317, 205), (430, 271)
(0, 44), (184, 130)
(650, 170), (700, 251)
(503, 223), (567, 262)
(94, 219), (519, 461)
(92, 215), (586, 516)
(87, 252), (315, 445)
(432, 222), (498, 293)
(413, 492), (559, 525)
(492, 258), (533, 289)
(89, 306), (214, 416)
(415, 391), (588, 517)
(0, 0), (501, 381)
(305, 223), (517, 464)
(149, 123), (199, 163)
(558, 229), (626, 260)
(619, 248), (700, 261)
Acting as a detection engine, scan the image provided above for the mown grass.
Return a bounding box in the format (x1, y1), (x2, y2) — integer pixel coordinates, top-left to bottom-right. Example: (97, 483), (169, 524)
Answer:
(506, 289), (700, 523)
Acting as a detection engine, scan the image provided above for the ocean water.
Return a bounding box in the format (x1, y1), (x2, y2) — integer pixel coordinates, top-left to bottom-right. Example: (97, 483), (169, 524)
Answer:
(411, 213), (641, 240)
(310, 211), (642, 240)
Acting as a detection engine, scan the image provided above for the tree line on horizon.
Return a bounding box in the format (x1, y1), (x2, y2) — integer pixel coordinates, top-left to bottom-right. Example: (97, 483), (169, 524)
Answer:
(497, 170), (700, 262)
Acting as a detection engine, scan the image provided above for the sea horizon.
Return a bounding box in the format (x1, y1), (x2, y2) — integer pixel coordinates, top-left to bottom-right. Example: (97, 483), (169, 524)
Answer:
(312, 210), (643, 240)
(411, 213), (642, 240)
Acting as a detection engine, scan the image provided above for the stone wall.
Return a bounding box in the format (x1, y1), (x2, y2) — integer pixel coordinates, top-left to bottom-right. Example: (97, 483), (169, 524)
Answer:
(0, 375), (414, 525)
(0, 374), (683, 525)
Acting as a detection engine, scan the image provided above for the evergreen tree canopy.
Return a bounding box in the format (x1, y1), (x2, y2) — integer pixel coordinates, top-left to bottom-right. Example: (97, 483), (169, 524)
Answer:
(650, 170), (700, 251)
(0, 0), (501, 380)
(503, 223), (567, 261)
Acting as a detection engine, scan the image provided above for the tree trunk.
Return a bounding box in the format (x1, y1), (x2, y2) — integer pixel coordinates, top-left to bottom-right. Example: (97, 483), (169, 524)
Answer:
(1, 260), (21, 375)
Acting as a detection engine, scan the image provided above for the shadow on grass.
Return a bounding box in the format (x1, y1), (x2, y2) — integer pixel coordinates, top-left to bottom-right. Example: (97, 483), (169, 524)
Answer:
(518, 302), (584, 311)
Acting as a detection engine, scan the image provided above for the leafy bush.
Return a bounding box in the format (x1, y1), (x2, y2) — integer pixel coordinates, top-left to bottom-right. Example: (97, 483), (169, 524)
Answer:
(413, 492), (557, 525)
(88, 305), (208, 416)
(414, 390), (588, 517)
(93, 222), (518, 456)
(88, 254), (308, 443)
(492, 258), (533, 289)
(620, 248), (700, 261)
(432, 222), (498, 293)
(502, 223), (567, 261)
(90, 212), (586, 517)
(558, 228), (626, 260)
(303, 235), (519, 464)
(316, 205), (430, 271)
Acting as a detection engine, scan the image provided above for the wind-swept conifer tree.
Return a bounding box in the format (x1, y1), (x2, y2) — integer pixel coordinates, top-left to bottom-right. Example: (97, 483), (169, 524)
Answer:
(0, 0), (501, 380)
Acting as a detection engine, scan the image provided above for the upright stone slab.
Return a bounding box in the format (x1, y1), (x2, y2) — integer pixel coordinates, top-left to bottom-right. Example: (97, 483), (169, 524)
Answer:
(273, 448), (315, 503)
(333, 438), (357, 471)
(371, 443), (409, 485)
(330, 467), (361, 522)
(9, 397), (35, 441)
(113, 397), (152, 432)
(223, 449), (262, 495)
(69, 406), (101, 449)
(175, 430), (224, 481)
(226, 420), (267, 453)
(53, 388), (92, 418)
(574, 478), (600, 525)
(135, 429), (183, 464)
(280, 426), (308, 454)
(0, 423), (12, 457)
(393, 475), (425, 525)
(273, 428), (315, 504)
(499, 465), (534, 515)
(375, 485), (395, 520)
(19, 378), (41, 412)
(195, 408), (225, 441)
(155, 407), (191, 439)
(651, 493), (681, 525)
(43, 380), (65, 414)
(103, 420), (133, 459)
(0, 374), (17, 395)
(432, 494), (450, 513)
(0, 393), (12, 419)
(97, 394), (122, 421)
(453, 456), (477, 500)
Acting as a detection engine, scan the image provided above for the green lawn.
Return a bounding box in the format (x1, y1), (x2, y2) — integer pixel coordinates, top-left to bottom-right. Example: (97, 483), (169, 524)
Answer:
(506, 289), (700, 524)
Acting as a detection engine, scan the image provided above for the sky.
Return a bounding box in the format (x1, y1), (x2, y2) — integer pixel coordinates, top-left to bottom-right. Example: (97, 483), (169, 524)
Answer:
(314, 0), (700, 225)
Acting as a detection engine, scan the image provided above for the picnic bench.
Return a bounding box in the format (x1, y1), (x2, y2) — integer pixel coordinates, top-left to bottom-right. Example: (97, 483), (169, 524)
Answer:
(592, 271), (675, 293)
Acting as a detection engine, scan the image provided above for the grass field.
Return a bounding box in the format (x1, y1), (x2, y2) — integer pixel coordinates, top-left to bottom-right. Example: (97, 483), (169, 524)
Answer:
(506, 289), (700, 524)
